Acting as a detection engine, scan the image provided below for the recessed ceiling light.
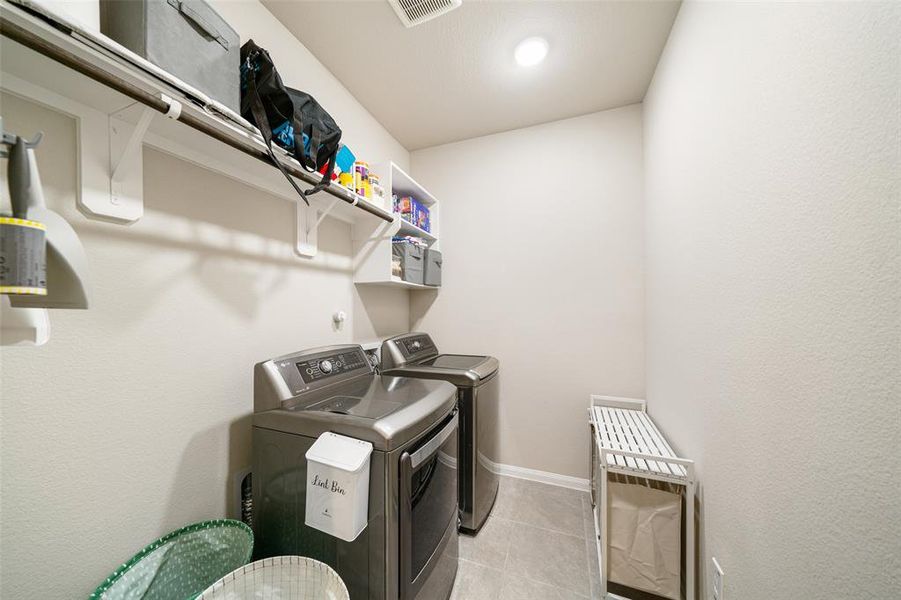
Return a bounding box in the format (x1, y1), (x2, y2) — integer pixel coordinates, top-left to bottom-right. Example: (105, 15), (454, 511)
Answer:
(514, 37), (549, 67)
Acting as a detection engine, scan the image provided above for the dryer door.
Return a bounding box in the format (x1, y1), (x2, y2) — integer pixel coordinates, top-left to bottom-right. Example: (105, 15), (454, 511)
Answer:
(399, 410), (459, 600)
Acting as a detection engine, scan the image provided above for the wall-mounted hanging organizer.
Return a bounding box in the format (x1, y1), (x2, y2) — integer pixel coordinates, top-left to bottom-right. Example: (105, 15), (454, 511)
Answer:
(1, 128), (92, 309)
(1, 118), (91, 345)
(0, 0), (396, 259)
(0, 295), (49, 345)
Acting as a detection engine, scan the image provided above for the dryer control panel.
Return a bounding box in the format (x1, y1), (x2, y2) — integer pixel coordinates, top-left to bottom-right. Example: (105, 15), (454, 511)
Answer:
(398, 334), (436, 358)
(380, 332), (440, 370)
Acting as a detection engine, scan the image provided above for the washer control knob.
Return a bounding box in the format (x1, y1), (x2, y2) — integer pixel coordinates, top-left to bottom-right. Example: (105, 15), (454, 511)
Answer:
(412, 341), (422, 351)
(319, 359), (334, 374)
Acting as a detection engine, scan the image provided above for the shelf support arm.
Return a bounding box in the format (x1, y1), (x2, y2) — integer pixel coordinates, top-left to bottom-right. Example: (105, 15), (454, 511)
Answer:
(295, 196), (344, 259)
(110, 105), (154, 183)
(110, 94), (181, 183)
(310, 198), (341, 234)
(103, 94), (183, 223)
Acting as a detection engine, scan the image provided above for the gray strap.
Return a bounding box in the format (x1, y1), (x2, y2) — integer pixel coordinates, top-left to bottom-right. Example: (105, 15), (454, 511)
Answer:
(168, 0), (229, 50)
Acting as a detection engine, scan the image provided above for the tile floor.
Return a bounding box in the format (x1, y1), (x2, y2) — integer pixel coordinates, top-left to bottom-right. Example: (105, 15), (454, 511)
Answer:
(449, 475), (601, 600)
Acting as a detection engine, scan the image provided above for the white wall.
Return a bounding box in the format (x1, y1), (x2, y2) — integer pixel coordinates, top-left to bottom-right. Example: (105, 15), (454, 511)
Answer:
(411, 105), (645, 479)
(0, 1), (410, 597)
(643, 2), (900, 599)
(42, 0), (100, 31)
(207, 0), (412, 341)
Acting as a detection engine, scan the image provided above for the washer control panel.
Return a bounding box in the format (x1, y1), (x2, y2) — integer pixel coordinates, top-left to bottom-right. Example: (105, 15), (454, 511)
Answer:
(295, 348), (369, 383)
(399, 334), (435, 357)
(258, 345), (374, 411)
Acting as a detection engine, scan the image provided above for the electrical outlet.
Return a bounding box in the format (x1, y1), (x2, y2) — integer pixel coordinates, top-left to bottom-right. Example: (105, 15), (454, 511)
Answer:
(712, 557), (724, 600)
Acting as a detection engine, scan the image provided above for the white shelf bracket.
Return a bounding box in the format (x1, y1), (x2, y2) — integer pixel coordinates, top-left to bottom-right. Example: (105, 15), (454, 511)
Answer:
(295, 197), (341, 258)
(109, 105), (153, 184)
(107, 94), (182, 223)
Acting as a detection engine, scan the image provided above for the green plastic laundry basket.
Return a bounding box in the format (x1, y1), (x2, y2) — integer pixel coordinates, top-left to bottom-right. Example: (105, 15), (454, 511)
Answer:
(89, 519), (253, 600)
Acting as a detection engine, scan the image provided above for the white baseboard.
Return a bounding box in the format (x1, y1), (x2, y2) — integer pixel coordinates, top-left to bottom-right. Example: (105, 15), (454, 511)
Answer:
(485, 457), (589, 492)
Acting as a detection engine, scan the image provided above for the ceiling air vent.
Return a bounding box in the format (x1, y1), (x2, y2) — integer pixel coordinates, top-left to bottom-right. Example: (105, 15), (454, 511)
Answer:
(388, 0), (462, 28)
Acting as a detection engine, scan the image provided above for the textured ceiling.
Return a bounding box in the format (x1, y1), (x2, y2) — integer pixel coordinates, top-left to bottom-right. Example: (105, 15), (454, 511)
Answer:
(262, 0), (680, 150)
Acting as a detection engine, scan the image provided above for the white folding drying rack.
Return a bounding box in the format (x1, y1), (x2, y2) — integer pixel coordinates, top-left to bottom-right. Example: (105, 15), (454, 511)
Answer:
(588, 395), (696, 600)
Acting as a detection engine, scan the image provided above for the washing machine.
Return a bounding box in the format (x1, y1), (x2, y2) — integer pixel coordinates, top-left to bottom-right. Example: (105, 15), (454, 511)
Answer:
(253, 344), (459, 600)
(380, 333), (500, 534)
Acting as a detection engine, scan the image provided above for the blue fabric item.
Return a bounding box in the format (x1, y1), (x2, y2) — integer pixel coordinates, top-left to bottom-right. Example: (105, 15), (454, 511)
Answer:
(302, 132), (312, 155)
(271, 122), (315, 158)
(336, 145), (356, 173)
(272, 121), (294, 150)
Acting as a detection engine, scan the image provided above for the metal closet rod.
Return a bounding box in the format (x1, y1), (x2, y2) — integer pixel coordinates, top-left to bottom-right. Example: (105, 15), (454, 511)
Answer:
(0, 17), (394, 224)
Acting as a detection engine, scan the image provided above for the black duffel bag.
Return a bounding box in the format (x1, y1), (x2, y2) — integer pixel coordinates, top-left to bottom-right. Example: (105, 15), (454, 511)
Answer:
(240, 39), (341, 204)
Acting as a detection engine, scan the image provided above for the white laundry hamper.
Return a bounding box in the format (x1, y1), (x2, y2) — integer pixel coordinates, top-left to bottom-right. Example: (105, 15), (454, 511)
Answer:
(198, 556), (349, 600)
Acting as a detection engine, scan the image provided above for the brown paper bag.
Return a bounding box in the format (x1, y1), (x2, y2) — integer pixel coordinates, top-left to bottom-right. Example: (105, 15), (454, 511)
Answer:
(608, 481), (682, 600)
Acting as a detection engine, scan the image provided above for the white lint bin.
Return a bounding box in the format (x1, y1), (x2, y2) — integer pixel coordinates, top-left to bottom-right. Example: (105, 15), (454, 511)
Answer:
(305, 432), (373, 542)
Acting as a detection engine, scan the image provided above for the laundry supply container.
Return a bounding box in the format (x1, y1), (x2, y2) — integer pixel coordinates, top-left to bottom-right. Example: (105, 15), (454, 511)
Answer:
(392, 241), (425, 284)
(423, 249), (442, 286)
(305, 432), (373, 542)
(100, 0), (240, 111)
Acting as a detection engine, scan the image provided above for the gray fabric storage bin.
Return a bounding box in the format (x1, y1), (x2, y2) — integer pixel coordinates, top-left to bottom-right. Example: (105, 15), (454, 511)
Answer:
(424, 249), (442, 287)
(392, 242), (424, 285)
(100, 0), (240, 111)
